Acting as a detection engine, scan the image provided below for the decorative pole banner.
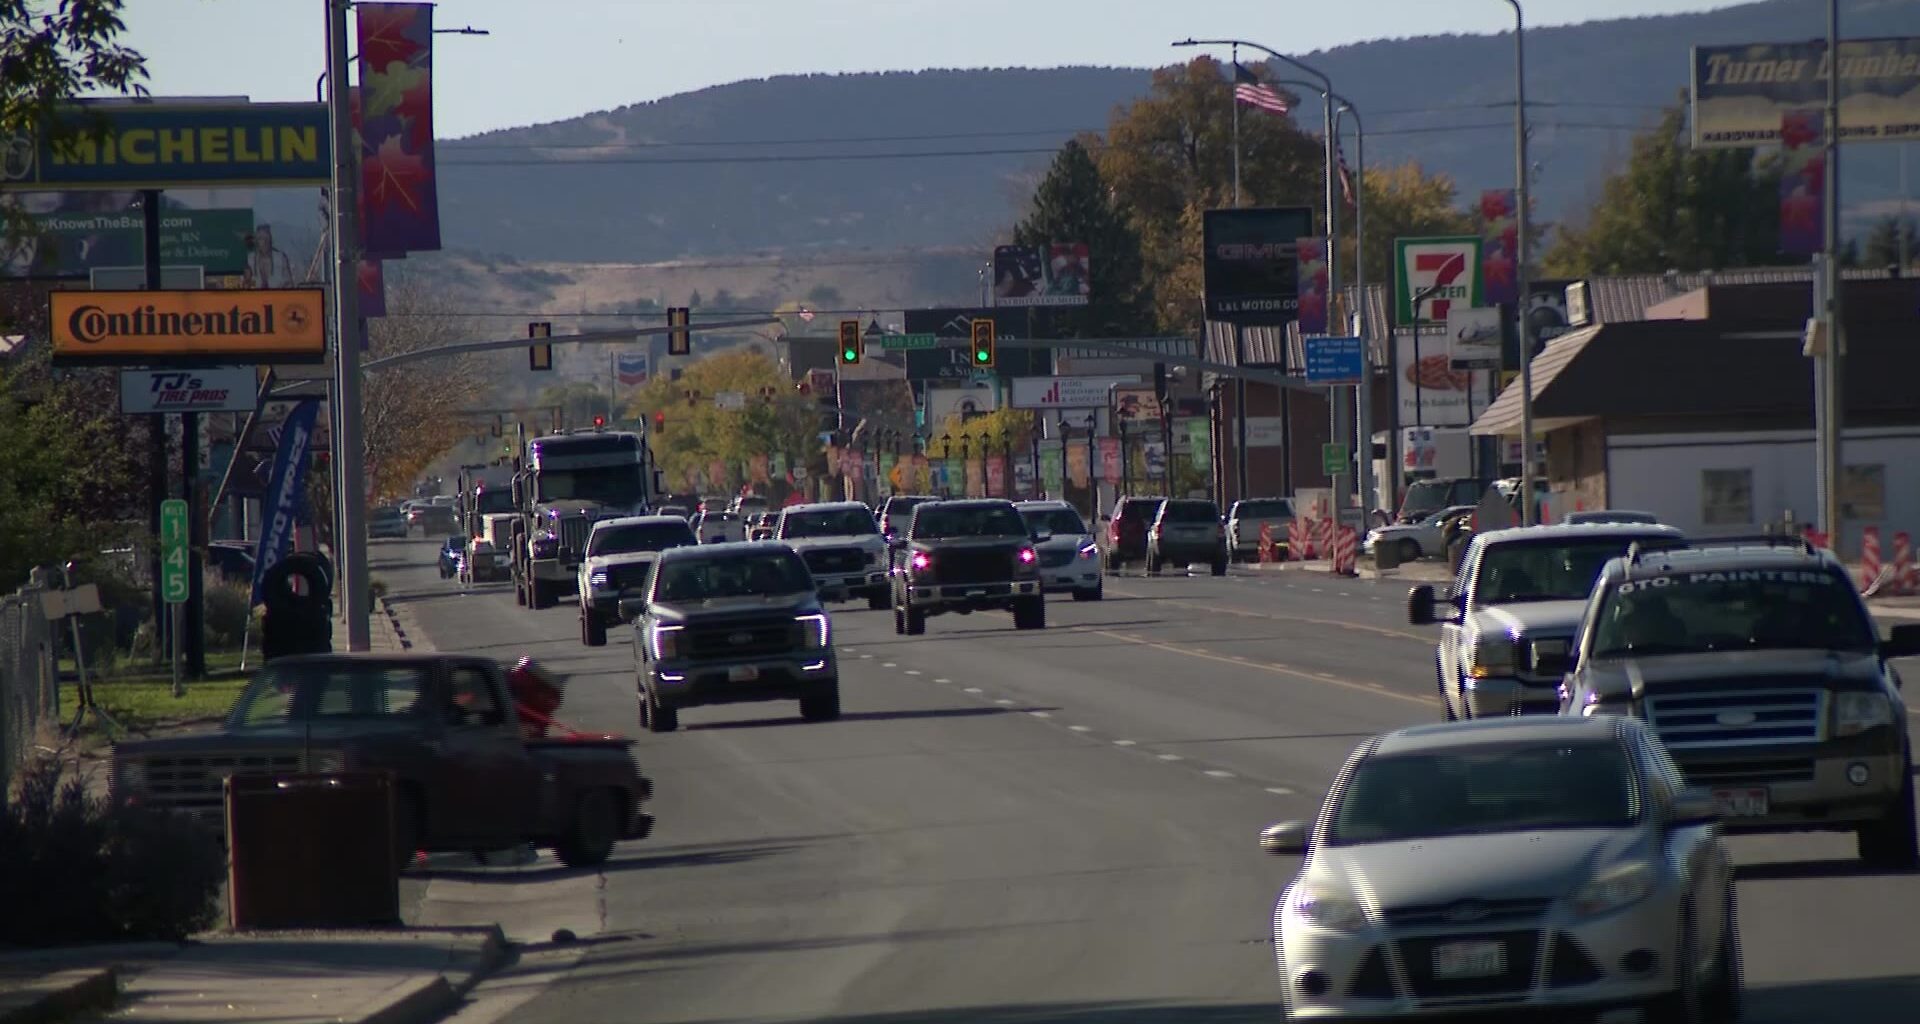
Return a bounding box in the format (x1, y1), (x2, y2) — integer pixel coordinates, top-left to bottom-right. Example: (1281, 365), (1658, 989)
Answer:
(1295, 237), (1330, 335)
(357, 258), (386, 318)
(1098, 437), (1123, 484)
(249, 399), (322, 606)
(1779, 108), (1826, 256)
(356, 2), (443, 254)
(1479, 188), (1519, 305)
(1066, 443), (1090, 488)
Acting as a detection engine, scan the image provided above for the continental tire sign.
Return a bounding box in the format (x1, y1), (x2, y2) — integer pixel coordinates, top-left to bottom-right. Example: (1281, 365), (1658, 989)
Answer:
(50, 288), (326, 365)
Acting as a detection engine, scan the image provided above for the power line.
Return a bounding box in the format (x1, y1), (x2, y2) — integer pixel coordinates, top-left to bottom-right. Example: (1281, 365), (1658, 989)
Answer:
(449, 127), (1097, 150)
(439, 146), (1061, 167)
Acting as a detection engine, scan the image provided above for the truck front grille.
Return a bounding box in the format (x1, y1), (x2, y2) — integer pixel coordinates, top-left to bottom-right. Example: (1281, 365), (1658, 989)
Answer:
(685, 620), (797, 659)
(1385, 897), (1550, 929)
(802, 547), (865, 575)
(558, 516), (593, 558)
(606, 562), (654, 591)
(133, 753), (304, 809)
(930, 551), (1013, 585)
(1681, 757), (1816, 787)
(1644, 689), (1824, 749)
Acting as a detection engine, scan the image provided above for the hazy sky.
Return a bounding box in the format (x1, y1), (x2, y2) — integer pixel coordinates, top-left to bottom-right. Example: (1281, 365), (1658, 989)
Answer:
(123, 0), (1751, 138)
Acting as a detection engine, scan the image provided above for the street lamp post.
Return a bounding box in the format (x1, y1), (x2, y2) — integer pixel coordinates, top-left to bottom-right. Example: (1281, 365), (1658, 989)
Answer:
(1500, 0), (1538, 525)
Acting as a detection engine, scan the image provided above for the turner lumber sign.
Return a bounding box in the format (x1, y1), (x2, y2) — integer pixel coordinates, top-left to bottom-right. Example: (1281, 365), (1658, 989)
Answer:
(50, 288), (327, 365)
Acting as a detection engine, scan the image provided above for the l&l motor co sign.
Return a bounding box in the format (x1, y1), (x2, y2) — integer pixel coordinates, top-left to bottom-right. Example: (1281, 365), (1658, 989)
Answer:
(50, 288), (327, 365)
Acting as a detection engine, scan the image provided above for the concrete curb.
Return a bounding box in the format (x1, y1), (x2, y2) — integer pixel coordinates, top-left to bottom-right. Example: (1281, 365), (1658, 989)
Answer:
(352, 925), (509, 1024)
(0, 967), (118, 1024)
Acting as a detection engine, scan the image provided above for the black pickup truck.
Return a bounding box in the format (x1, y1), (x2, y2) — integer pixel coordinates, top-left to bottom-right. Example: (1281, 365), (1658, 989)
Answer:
(890, 498), (1047, 635)
(109, 653), (654, 869)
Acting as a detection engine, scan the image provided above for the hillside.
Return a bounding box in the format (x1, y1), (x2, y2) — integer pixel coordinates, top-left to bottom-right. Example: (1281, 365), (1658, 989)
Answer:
(258, 0), (1914, 269)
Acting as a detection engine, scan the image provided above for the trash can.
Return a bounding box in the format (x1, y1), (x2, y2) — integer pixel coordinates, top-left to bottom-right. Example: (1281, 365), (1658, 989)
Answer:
(261, 553), (333, 660)
(226, 772), (399, 930)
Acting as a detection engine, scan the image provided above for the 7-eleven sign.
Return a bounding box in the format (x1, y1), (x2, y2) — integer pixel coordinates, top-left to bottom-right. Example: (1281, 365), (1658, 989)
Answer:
(1394, 236), (1485, 326)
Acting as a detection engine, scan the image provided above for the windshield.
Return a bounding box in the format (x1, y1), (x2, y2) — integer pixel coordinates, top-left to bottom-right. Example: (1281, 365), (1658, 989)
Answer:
(1116, 499), (1164, 524)
(228, 663), (429, 727)
(1474, 537), (1678, 605)
(1020, 508), (1087, 536)
(1161, 501), (1218, 523)
(537, 464), (645, 504)
(589, 522), (696, 556)
(475, 490), (514, 515)
(1401, 479), (1455, 513)
(781, 508), (878, 538)
(372, 507), (403, 521)
(1234, 500), (1291, 518)
(914, 504), (1029, 539)
(1591, 567), (1875, 657)
(654, 552), (813, 601)
(1329, 742), (1638, 845)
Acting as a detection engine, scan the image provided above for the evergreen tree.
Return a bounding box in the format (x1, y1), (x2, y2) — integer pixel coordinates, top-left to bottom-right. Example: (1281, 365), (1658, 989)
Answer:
(1012, 140), (1154, 337)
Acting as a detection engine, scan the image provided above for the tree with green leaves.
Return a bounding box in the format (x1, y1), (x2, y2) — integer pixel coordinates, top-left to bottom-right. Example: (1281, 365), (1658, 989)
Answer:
(1852, 213), (1916, 270)
(1542, 103), (1783, 278)
(1011, 140), (1153, 337)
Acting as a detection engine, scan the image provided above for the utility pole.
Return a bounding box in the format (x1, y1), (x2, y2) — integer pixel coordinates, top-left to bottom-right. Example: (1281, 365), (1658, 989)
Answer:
(1504, 0), (1538, 525)
(326, 0), (371, 650)
(1818, 0), (1845, 541)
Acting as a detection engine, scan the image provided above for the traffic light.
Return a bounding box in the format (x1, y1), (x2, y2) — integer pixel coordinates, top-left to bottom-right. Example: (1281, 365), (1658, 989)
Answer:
(838, 320), (862, 366)
(592, 415), (606, 428)
(528, 321), (552, 371)
(969, 318), (996, 368)
(667, 306), (691, 356)
(653, 411), (666, 433)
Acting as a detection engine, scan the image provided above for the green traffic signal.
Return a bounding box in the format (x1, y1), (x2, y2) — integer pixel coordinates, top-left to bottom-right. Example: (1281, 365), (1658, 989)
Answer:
(975, 349), (989, 362)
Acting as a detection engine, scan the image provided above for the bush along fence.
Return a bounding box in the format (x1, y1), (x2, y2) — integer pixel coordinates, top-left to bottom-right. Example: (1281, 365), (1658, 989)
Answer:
(0, 580), (56, 802)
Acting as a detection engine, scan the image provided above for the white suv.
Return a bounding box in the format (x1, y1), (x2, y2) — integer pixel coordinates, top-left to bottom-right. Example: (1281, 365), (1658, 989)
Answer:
(577, 515), (697, 647)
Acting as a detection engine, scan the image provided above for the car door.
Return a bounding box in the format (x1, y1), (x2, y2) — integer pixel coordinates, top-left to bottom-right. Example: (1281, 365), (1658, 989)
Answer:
(440, 662), (536, 843)
(1437, 540), (1480, 712)
(1637, 731), (1730, 962)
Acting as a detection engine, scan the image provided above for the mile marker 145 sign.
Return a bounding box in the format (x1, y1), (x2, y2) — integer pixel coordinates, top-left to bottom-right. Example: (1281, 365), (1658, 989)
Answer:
(160, 499), (189, 604)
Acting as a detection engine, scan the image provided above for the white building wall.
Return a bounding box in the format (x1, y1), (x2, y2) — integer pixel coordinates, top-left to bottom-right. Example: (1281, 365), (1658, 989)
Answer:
(1606, 427), (1920, 557)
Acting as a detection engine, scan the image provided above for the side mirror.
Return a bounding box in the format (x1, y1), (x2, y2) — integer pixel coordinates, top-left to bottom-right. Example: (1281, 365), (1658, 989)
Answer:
(1407, 584), (1437, 626)
(1669, 787), (1720, 826)
(617, 597), (648, 622)
(652, 469), (666, 493)
(1527, 637), (1571, 677)
(1259, 820), (1310, 856)
(1882, 623), (1920, 660)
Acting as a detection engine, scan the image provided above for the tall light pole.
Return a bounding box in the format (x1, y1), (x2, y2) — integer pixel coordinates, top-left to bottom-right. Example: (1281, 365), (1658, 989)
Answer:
(1500, 0), (1538, 525)
(1175, 39), (1365, 519)
(1818, 0), (1844, 541)
(323, 0), (371, 650)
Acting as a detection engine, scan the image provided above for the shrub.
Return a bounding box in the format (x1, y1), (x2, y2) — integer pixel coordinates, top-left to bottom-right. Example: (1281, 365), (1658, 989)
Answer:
(0, 756), (223, 946)
(202, 581), (254, 650)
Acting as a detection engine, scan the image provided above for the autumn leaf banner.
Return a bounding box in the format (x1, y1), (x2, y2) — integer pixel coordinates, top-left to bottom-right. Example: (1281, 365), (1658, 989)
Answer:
(1479, 189), (1519, 306)
(1778, 109), (1825, 256)
(356, 2), (442, 255)
(1294, 236), (1329, 335)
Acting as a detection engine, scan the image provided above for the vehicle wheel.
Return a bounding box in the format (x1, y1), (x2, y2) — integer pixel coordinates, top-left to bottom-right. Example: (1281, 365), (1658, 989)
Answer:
(800, 683), (841, 722)
(1856, 758), (1919, 871)
(391, 788), (423, 873)
(1013, 595), (1046, 630)
(904, 604), (927, 636)
(1072, 582), (1103, 601)
(1701, 890), (1742, 1023)
(1648, 912), (1702, 1024)
(584, 610), (607, 648)
(893, 603), (906, 634)
(1437, 659), (1456, 721)
(1105, 554), (1123, 575)
(554, 788), (619, 868)
(867, 588), (889, 611)
(1398, 538), (1422, 563)
(643, 687), (679, 733)
(530, 579), (554, 610)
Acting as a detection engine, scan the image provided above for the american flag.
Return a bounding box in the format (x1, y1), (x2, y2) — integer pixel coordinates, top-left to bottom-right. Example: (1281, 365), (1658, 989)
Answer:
(1233, 63), (1290, 115)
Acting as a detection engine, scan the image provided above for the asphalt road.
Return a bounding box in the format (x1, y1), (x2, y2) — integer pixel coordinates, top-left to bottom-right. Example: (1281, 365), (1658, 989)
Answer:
(368, 537), (1920, 1024)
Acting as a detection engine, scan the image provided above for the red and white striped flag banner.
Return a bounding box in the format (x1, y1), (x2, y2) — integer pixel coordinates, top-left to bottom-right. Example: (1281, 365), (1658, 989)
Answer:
(1233, 63), (1291, 115)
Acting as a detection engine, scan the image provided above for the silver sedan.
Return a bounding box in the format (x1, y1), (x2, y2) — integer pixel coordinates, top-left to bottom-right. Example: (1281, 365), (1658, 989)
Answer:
(1364, 504), (1475, 562)
(1261, 716), (1739, 1021)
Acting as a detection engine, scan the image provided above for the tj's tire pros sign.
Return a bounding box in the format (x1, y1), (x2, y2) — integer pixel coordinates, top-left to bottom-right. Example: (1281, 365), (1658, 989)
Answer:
(49, 288), (326, 365)
(1201, 207), (1314, 326)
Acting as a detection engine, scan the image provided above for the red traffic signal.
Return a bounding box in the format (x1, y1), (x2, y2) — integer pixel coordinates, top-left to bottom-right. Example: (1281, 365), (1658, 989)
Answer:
(592, 415), (606, 428)
(653, 411), (666, 432)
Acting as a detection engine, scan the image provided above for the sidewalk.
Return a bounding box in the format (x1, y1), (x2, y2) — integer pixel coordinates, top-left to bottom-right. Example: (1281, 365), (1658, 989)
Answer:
(0, 927), (507, 1024)
(329, 597), (425, 654)
(1247, 557), (1453, 584)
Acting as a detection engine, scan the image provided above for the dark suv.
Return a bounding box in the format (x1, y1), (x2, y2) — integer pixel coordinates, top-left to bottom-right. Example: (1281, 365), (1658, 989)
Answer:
(1147, 499), (1227, 576)
(1556, 537), (1920, 869)
(1104, 496), (1164, 572)
(891, 499), (1045, 634)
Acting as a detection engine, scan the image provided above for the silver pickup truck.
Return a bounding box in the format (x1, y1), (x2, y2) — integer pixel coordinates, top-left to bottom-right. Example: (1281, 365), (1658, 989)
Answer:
(1408, 522), (1685, 719)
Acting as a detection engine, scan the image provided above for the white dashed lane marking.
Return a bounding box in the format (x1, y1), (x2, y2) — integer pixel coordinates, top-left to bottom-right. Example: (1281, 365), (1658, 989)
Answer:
(1068, 725), (1093, 732)
(903, 669), (921, 676)
(1157, 754), (1184, 762)
(1204, 770), (1236, 779)
(1028, 711), (1052, 719)
(934, 677), (951, 684)
(995, 699), (1015, 705)
(881, 662), (897, 668)
(963, 687), (983, 694)
(1113, 740), (1137, 747)
(1266, 787), (1295, 796)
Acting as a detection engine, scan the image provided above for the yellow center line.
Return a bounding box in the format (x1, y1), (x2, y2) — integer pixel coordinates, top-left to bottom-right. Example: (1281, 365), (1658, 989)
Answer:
(1089, 629), (1437, 710)
(1105, 588), (1432, 644)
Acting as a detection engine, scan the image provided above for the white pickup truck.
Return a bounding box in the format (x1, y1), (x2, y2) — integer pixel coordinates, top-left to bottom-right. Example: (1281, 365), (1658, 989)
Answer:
(577, 515), (698, 647)
(775, 501), (890, 609)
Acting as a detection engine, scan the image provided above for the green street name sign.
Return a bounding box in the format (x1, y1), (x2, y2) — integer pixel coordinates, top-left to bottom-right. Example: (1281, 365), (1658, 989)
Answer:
(159, 498), (189, 604)
(878, 332), (938, 351)
(1320, 442), (1350, 477)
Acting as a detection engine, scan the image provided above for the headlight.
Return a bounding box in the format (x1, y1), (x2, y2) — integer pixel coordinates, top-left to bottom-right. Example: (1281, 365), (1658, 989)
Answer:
(531, 534), (559, 559)
(1288, 887), (1368, 933)
(796, 612), (830, 651)
(306, 749), (347, 774)
(650, 623), (684, 660)
(1467, 632), (1518, 679)
(1571, 860), (1656, 917)
(589, 569), (610, 587)
(1078, 542), (1099, 559)
(910, 551), (932, 573)
(1016, 547), (1038, 570)
(1834, 691), (1894, 736)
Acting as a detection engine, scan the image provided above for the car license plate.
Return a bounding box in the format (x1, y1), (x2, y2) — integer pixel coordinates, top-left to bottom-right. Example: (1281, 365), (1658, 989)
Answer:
(727, 665), (759, 683)
(1711, 787), (1769, 817)
(1432, 940), (1505, 980)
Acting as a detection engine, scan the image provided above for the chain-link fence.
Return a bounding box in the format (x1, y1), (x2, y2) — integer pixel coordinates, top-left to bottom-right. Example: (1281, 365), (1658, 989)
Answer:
(0, 586), (55, 800)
